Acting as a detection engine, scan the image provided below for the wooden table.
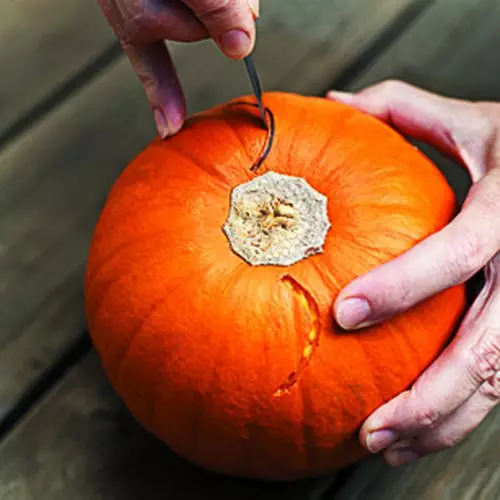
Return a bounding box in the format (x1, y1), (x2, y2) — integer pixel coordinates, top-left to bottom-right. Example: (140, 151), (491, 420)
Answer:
(0, 0), (498, 498)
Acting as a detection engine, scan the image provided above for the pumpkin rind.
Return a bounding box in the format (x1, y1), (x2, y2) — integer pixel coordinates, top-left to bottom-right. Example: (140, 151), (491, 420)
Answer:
(84, 92), (466, 480)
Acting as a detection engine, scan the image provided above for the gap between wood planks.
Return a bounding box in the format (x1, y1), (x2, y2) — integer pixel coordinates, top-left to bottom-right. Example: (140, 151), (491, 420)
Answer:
(0, 0), (434, 495)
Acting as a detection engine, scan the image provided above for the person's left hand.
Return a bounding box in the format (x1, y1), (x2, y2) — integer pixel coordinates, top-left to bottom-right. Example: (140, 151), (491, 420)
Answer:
(327, 81), (500, 467)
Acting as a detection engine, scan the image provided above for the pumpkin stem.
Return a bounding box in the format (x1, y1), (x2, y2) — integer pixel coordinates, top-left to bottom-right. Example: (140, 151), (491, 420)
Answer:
(274, 275), (320, 397)
(223, 172), (331, 266)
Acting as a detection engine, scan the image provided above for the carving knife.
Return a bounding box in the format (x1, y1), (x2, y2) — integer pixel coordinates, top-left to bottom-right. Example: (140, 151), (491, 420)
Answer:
(243, 54), (268, 130)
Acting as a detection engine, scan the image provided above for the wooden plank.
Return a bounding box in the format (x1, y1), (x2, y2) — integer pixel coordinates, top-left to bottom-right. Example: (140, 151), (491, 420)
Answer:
(340, 0), (500, 204)
(325, 0), (500, 498)
(0, 57), (154, 423)
(0, 0), (420, 427)
(0, 352), (339, 500)
(0, 0), (116, 136)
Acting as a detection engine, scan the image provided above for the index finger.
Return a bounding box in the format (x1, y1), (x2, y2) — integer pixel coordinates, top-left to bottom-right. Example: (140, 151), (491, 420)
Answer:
(361, 277), (500, 442)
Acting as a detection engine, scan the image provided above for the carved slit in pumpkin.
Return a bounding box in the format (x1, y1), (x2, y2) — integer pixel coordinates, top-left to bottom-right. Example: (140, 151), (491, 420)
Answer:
(227, 101), (275, 172)
(250, 106), (274, 172)
(274, 275), (320, 397)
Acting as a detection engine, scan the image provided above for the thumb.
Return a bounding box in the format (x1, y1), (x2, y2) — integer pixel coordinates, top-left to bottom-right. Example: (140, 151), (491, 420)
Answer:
(183, 0), (258, 58)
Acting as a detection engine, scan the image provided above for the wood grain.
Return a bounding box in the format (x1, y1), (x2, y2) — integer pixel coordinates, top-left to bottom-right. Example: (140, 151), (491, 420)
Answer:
(340, 0), (500, 204)
(0, 0), (419, 429)
(0, 0), (116, 136)
(0, 352), (338, 500)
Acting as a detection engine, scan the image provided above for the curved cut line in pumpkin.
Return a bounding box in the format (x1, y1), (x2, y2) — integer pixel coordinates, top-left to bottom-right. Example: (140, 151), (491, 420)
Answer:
(274, 275), (320, 397)
(226, 101), (275, 172)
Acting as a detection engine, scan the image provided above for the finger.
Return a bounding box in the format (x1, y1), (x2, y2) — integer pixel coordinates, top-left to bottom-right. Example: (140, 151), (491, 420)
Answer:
(327, 80), (494, 181)
(97, 0), (208, 45)
(411, 374), (499, 459)
(383, 350), (500, 467)
(361, 280), (500, 457)
(386, 278), (500, 465)
(333, 168), (500, 330)
(183, 0), (257, 58)
(122, 41), (185, 138)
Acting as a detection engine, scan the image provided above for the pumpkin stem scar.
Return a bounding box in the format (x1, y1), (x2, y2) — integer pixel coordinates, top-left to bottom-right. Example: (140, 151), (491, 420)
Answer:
(274, 275), (320, 397)
(223, 172), (331, 266)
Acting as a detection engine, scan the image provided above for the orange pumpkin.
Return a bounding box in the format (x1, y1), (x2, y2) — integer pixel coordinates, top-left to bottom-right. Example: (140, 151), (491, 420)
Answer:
(85, 92), (465, 480)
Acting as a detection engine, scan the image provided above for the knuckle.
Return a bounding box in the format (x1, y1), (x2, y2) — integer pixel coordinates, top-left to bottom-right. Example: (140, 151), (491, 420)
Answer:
(419, 427), (470, 453)
(451, 104), (498, 177)
(467, 336), (500, 383)
(474, 102), (500, 128)
(465, 174), (500, 215)
(435, 432), (463, 450)
(105, 0), (150, 45)
(412, 406), (441, 429)
(362, 79), (408, 99)
(379, 79), (408, 94)
(189, 0), (254, 37)
(477, 372), (500, 402)
(120, 13), (149, 45)
(196, 0), (233, 22)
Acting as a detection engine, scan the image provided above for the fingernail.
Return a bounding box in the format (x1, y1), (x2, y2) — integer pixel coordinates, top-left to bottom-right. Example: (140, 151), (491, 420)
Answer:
(366, 430), (398, 453)
(327, 90), (354, 102)
(248, 0), (259, 18)
(219, 29), (251, 58)
(336, 297), (371, 329)
(154, 108), (170, 139)
(154, 104), (184, 139)
(385, 449), (419, 467)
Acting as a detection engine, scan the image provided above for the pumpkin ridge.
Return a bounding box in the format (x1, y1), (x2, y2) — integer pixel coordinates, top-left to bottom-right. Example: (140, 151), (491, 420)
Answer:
(115, 295), (169, 393)
(163, 140), (233, 188)
(297, 374), (311, 472)
(86, 228), (178, 292)
(311, 257), (342, 293)
(317, 111), (368, 191)
(274, 275), (320, 397)
(114, 268), (200, 395)
(310, 107), (360, 186)
(193, 263), (255, 467)
(86, 243), (199, 329)
(352, 331), (386, 405)
(285, 105), (303, 176)
(224, 118), (257, 175)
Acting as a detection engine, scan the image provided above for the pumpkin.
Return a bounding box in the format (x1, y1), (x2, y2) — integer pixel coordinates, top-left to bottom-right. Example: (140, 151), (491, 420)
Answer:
(84, 92), (465, 480)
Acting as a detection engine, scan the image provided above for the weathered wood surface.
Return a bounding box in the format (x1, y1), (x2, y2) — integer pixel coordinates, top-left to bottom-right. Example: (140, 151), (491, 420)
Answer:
(0, 0), (116, 137)
(341, 0), (500, 204)
(0, 0), (420, 431)
(0, 352), (338, 500)
(327, 0), (500, 498)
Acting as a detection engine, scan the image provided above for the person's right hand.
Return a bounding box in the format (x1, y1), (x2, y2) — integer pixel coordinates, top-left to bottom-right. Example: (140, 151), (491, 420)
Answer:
(97, 0), (259, 138)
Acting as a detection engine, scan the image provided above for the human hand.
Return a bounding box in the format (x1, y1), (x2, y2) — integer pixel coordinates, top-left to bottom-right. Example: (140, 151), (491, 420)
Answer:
(327, 81), (500, 466)
(97, 0), (259, 138)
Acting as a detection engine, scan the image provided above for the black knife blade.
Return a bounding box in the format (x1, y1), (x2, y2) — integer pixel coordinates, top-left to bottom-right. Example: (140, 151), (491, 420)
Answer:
(243, 55), (268, 130)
